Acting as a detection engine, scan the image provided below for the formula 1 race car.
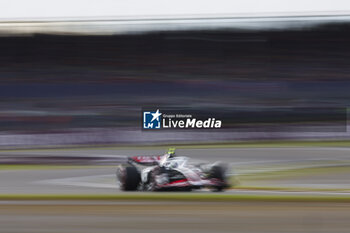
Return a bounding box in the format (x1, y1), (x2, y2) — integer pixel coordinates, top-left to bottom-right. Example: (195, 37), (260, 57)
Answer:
(116, 148), (230, 192)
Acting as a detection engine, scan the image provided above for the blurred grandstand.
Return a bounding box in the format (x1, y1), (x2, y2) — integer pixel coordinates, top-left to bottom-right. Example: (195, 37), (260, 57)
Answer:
(1, 17), (350, 147)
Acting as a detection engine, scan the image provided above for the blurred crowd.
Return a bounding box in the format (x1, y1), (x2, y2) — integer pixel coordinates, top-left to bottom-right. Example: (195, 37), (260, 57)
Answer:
(0, 24), (349, 142)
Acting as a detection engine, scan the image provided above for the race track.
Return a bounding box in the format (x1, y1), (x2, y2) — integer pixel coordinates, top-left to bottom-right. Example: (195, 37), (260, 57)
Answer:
(1, 147), (350, 195)
(1, 146), (350, 233)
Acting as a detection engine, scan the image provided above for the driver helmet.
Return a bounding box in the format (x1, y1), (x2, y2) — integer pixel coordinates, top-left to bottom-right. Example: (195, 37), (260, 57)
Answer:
(167, 148), (176, 158)
(159, 148), (177, 167)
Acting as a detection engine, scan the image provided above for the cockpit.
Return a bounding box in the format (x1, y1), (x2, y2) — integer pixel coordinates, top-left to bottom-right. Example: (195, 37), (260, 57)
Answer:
(161, 156), (188, 169)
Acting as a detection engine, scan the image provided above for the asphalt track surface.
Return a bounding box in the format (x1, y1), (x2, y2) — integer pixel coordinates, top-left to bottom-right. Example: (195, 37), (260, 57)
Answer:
(1, 147), (350, 233)
(1, 147), (350, 195)
(1, 201), (350, 233)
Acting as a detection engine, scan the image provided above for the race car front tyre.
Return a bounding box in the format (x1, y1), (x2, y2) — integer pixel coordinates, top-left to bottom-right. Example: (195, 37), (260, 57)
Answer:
(117, 166), (141, 191)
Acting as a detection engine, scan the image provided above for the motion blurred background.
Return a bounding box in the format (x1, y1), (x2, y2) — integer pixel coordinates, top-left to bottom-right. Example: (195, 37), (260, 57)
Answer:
(1, 1), (350, 147)
(1, 2), (350, 233)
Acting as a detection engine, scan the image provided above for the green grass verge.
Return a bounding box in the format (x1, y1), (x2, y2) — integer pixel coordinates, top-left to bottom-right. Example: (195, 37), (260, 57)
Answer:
(234, 165), (350, 191)
(237, 165), (350, 180)
(0, 193), (349, 202)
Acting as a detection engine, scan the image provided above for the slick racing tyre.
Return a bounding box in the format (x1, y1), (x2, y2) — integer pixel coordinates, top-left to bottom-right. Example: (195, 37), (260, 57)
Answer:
(117, 166), (141, 191)
(209, 165), (226, 192)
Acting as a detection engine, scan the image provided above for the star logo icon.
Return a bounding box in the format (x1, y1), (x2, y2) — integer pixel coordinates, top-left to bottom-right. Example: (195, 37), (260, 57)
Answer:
(143, 109), (162, 129)
(151, 109), (162, 122)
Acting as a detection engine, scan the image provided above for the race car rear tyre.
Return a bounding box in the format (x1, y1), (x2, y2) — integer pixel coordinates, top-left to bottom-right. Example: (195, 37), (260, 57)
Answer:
(117, 166), (140, 191)
(209, 165), (226, 192)
(210, 165), (225, 180)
